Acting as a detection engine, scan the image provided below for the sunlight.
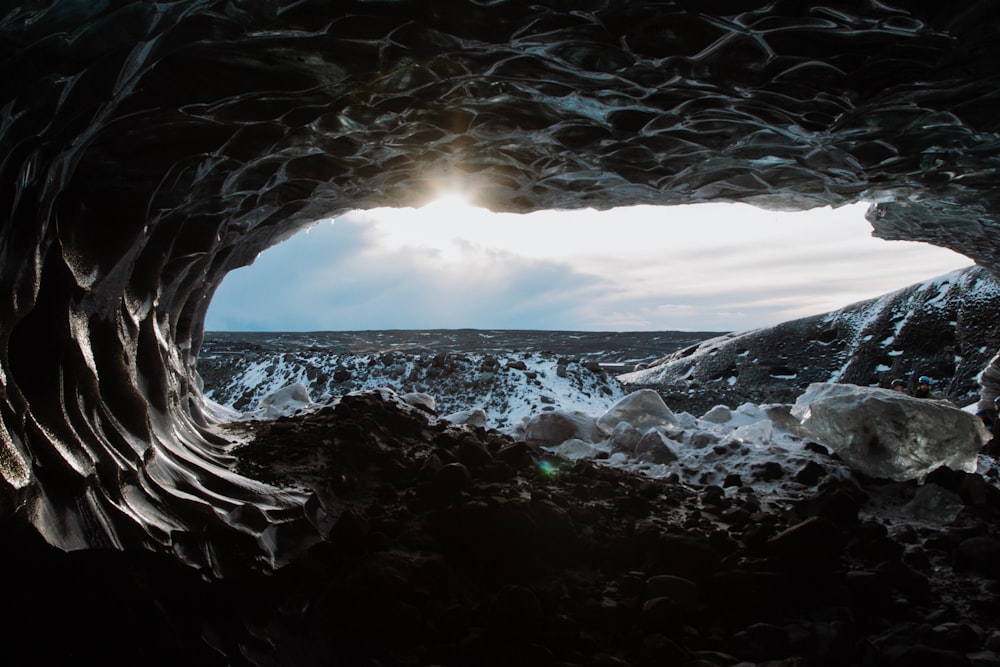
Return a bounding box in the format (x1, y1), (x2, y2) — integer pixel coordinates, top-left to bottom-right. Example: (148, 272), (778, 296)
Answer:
(421, 192), (474, 217)
(207, 202), (975, 332)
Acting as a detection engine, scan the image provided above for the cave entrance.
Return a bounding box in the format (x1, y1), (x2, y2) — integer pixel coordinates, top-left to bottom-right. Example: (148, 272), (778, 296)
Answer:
(204, 201), (972, 334)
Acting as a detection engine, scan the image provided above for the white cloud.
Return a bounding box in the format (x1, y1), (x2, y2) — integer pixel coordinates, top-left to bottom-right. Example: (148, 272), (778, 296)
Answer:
(204, 201), (973, 332)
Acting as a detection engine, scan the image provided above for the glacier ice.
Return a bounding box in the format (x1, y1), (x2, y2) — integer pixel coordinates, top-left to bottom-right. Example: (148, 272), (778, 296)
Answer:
(597, 388), (678, 434)
(791, 382), (989, 481)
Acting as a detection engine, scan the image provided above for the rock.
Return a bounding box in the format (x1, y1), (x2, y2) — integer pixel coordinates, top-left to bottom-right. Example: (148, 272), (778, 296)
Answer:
(881, 644), (972, 667)
(458, 438), (493, 470)
(766, 516), (846, 570)
(954, 537), (1000, 578)
(637, 633), (688, 666)
(752, 460), (784, 482)
(730, 622), (790, 663)
(644, 575), (700, 611)
(900, 484), (965, 524)
(647, 534), (722, 582)
(432, 462), (472, 494)
(794, 460), (827, 485)
(488, 585), (543, 634)
(495, 442), (537, 468)
(723, 473), (743, 488)
(930, 622), (984, 652)
(791, 383), (989, 481)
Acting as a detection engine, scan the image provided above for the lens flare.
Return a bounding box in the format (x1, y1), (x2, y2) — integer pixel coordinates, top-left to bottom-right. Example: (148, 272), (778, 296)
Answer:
(538, 460), (558, 476)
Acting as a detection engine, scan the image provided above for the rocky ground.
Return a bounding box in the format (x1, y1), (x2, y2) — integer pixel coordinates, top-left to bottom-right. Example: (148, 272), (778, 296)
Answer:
(621, 267), (1000, 416)
(4, 390), (1000, 666)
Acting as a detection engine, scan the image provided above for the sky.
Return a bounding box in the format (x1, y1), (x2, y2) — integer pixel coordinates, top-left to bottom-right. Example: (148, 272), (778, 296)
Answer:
(204, 199), (974, 333)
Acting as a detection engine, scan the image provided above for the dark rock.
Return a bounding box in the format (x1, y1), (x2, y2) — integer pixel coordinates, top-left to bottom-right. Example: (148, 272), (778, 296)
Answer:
(874, 561), (933, 603)
(705, 570), (802, 625)
(958, 473), (1000, 507)
(794, 460), (827, 486)
(730, 622), (790, 662)
(458, 437), (494, 470)
(929, 622), (984, 652)
(954, 536), (1000, 578)
(644, 575), (700, 612)
(433, 462), (473, 494)
(637, 633), (688, 666)
(488, 585), (543, 635)
(752, 460), (785, 482)
(639, 596), (682, 631)
(766, 516), (846, 570)
(882, 644), (972, 667)
(646, 534), (723, 582)
(925, 466), (966, 490)
(793, 481), (866, 527)
(496, 441), (538, 469)
(722, 473), (743, 488)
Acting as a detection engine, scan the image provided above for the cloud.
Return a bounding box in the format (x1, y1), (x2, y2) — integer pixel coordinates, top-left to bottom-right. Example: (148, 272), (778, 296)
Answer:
(205, 214), (614, 331)
(204, 202), (973, 332)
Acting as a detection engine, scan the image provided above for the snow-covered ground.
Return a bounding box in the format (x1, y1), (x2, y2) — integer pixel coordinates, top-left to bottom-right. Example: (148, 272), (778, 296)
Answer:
(202, 347), (1000, 532)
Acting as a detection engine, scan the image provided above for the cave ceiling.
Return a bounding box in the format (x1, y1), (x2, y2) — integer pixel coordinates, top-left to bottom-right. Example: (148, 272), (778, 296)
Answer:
(1, 0), (1000, 570)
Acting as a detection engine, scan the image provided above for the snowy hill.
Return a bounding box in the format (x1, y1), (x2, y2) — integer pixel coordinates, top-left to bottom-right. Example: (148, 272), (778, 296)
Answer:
(197, 330), (718, 430)
(620, 266), (1000, 414)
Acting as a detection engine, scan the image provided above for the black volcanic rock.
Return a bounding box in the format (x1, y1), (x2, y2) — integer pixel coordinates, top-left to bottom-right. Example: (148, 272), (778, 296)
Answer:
(621, 267), (1000, 414)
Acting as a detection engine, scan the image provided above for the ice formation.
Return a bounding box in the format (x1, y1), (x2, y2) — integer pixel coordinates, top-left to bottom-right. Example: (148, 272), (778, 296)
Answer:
(4, 2), (1000, 571)
(792, 383), (989, 481)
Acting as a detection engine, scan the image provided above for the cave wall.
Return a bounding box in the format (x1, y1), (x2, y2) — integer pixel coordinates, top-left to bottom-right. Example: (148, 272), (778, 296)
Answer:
(2, 0), (1000, 572)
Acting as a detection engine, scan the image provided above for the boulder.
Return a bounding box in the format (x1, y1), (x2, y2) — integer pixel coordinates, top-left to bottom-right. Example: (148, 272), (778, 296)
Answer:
(791, 383), (989, 481)
(597, 389), (678, 434)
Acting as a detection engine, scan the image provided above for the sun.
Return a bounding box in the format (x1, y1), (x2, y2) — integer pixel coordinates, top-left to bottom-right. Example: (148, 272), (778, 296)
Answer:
(420, 192), (475, 218)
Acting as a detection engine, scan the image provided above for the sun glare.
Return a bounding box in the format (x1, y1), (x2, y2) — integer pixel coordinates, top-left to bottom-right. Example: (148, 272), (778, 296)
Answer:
(422, 193), (474, 216)
(207, 201), (975, 333)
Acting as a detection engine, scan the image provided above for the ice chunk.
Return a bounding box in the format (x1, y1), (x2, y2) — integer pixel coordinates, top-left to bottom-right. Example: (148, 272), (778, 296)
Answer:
(634, 429), (679, 464)
(791, 382), (989, 481)
(701, 405), (732, 424)
(548, 438), (601, 460)
(256, 383), (313, 419)
(443, 407), (487, 428)
(731, 419), (774, 445)
(597, 389), (678, 434)
(402, 392), (437, 413)
(523, 409), (602, 445)
(608, 421), (642, 454)
(901, 484), (965, 524)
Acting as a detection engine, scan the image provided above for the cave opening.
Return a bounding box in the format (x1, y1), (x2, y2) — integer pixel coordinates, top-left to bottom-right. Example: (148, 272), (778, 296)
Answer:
(204, 201), (973, 336)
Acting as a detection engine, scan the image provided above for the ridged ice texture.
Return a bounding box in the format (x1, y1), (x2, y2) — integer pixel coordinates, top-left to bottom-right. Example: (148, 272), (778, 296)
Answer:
(2, 1), (1000, 573)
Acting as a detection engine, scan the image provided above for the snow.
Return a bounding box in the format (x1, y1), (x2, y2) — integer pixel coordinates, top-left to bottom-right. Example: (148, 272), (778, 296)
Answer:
(203, 323), (1000, 522)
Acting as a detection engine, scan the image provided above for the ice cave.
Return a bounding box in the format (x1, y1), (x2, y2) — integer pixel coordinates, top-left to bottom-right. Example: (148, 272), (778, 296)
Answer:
(3, 2), (1000, 663)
